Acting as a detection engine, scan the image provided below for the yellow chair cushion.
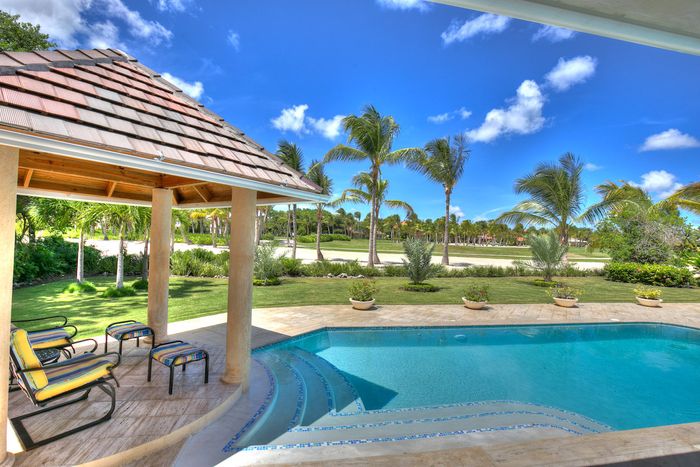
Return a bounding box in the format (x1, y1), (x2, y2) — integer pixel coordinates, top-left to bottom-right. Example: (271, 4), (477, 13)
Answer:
(10, 329), (48, 390)
(35, 353), (113, 402)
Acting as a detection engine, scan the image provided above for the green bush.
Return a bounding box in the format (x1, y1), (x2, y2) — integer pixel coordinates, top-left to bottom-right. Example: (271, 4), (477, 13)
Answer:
(171, 249), (227, 277)
(279, 257), (304, 277)
(634, 285), (662, 300)
(253, 277), (282, 286)
(297, 234), (351, 243)
(101, 285), (137, 298)
(97, 253), (143, 276)
(63, 281), (97, 294)
(13, 236), (102, 284)
(301, 260), (381, 277)
(401, 282), (440, 292)
(402, 238), (440, 285)
(463, 283), (489, 302)
(254, 242), (284, 281)
(383, 265), (406, 277)
(604, 262), (693, 287)
(348, 279), (377, 301)
(131, 279), (149, 291)
(549, 284), (582, 300)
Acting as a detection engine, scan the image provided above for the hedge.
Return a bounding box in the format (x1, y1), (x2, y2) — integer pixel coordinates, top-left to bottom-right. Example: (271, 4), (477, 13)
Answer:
(604, 262), (694, 288)
(297, 234), (351, 243)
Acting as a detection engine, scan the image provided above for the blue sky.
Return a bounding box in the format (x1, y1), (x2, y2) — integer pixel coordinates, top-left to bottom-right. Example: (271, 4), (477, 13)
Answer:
(7, 0), (700, 223)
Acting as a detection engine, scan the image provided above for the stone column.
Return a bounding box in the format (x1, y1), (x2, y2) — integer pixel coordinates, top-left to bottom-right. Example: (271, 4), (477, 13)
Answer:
(147, 188), (172, 343)
(0, 146), (19, 464)
(221, 187), (256, 388)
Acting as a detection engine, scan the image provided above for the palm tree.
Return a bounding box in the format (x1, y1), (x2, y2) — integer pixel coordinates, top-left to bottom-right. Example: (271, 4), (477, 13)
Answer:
(324, 105), (422, 267)
(497, 153), (595, 262)
(306, 160), (333, 260)
(277, 140), (305, 259)
(333, 172), (413, 263)
(667, 182), (700, 214)
(409, 135), (469, 264)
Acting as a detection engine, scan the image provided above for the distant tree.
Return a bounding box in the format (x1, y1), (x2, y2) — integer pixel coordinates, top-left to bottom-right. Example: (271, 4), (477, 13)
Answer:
(306, 160), (333, 260)
(0, 11), (55, 51)
(409, 135), (469, 265)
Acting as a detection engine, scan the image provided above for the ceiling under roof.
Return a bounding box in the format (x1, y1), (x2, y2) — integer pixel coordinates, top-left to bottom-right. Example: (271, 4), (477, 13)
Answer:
(434, 0), (700, 55)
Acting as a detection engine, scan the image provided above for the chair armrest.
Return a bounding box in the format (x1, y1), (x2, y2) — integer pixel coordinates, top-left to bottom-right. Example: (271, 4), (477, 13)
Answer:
(70, 338), (98, 353)
(16, 352), (121, 375)
(12, 315), (69, 330)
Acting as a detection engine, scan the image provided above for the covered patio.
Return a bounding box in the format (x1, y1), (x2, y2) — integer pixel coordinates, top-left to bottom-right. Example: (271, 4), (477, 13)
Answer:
(0, 48), (325, 465)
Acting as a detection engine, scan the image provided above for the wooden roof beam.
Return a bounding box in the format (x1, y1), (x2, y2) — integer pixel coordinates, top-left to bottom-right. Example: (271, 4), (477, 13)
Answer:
(106, 181), (117, 197)
(193, 185), (212, 202)
(22, 168), (33, 188)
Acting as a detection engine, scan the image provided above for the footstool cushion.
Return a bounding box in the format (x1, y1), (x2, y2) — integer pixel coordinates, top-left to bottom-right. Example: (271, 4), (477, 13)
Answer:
(151, 341), (207, 366)
(106, 322), (153, 340)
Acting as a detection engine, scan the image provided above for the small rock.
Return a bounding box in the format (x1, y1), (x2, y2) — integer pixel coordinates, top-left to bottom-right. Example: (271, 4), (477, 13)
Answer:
(326, 273), (334, 278)
(356, 274), (365, 279)
(338, 273), (348, 278)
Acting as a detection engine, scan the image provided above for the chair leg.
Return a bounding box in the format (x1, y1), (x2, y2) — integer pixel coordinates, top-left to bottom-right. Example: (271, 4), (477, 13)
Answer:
(10, 383), (115, 451)
(136, 337), (140, 348)
(118, 339), (123, 355)
(182, 364), (186, 372)
(104, 331), (108, 354)
(147, 356), (153, 382)
(204, 354), (209, 385)
(169, 365), (174, 395)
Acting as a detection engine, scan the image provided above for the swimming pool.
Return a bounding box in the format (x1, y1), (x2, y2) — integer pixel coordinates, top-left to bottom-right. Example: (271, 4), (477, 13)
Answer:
(224, 322), (700, 452)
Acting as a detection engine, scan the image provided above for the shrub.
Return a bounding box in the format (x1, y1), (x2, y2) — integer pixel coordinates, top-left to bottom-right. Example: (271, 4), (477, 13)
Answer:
(279, 257), (304, 277)
(526, 232), (567, 282)
(131, 279), (149, 291)
(401, 283), (440, 292)
(261, 232), (276, 241)
(171, 249), (226, 277)
(383, 265), (406, 277)
(604, 262), (693, 287)
(402, 238), (440, 285)
(463, 284), (489, 302)
(634, 285), (662, 300)
(297, 234), (351, 243)
(549, 284), (582, 300)
(533, 279), (559, 288)
(301, 260), (380, 277)
(348, 279), (377, 301)
(63, 281), (97, 294)
(254, 242), (284, 281)
(97, 253), (143, 276)
(101, 285), (137, 298)
(253, 277), (282, 286)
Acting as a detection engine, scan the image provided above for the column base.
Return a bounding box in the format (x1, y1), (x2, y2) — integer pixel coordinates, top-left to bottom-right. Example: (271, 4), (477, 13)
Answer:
(0, 452), (15, 466)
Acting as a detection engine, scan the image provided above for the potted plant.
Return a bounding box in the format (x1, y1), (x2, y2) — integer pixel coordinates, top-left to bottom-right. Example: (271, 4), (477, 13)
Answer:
(634, 286), (663, 307)
(549, 284), (582, 308)
(462, 284), (489, 310)
(348, 279), (378, 310)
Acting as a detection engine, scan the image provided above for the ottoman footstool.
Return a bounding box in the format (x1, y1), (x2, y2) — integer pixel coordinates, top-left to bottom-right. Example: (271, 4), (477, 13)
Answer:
(105, 320), (155, 355)
(148, 340), (209, 395)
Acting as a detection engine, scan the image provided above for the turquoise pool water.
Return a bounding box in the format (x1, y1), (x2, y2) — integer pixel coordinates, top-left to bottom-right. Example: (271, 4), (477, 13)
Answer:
(261, 323), (700, 431)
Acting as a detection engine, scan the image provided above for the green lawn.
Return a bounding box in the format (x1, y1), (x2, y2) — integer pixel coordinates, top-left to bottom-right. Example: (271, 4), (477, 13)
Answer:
(12, 276), (700, 339)
(294, 239), (608, 261)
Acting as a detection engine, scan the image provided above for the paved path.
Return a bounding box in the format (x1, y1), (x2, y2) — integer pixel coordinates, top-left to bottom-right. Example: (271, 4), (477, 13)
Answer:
(83, 239), (607, 271)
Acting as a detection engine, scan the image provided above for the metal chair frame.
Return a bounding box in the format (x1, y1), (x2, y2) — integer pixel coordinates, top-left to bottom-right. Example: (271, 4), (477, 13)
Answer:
(147, 340), (209, 395)
(104, 319), (155, 355)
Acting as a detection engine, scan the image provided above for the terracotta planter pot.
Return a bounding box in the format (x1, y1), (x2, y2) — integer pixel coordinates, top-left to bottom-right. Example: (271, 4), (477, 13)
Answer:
(553, 297), (578, 308)
(636, 297), (663, 307)
(350, 298), (375, 310)
(462, 298), (487, 310)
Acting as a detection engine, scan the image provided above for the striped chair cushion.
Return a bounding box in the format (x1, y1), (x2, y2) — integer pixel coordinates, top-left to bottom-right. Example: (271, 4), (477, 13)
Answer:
(36, 353), (113, 402)
(107, 322), (153, 340)
(10, 329), (48, 391)
(152, 342), (206, 367)
(27, 328), (72, 349)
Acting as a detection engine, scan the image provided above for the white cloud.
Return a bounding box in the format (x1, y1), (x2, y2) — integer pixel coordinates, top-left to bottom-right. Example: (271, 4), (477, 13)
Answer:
(271, 105), (345, 139)
(465, 80), (545, 143)
(532, 25), (577, 42)
(441, 14), (511, 45)
(227, 30), (240, 51)
(631, 170), (683, 198)
(428, 107), (471, 124)
(154, 0), (193, 12)
(640, 128), (700, 152)
(428, 112), (452, 124)
(161, 72), (204, 99)
(271, 104), (310, 134)
(1, 0), (172, 48)
(449, 205), (465, 218)
(375, 0), (428, 11)
(584, 162), (603, 171)
(544, 56), (597, 92)
(308, 115), (345, 140)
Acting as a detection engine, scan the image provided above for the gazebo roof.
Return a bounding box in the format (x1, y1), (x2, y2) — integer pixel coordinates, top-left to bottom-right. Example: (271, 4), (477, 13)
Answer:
(0, 48), (325, 206)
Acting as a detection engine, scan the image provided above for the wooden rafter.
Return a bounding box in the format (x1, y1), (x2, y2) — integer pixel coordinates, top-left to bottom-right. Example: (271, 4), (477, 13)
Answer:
(22, 169), (33, 188)
(193, 185), (212, 202)
(106, 181), (117, 197)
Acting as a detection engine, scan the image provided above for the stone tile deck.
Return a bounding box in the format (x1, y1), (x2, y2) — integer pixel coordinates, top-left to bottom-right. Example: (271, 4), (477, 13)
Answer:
(9, 301), (700, 466)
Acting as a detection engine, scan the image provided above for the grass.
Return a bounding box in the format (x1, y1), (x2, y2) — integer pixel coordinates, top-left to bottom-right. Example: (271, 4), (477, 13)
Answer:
(293, 239), (609, 261)
(12, 275), (700, 339)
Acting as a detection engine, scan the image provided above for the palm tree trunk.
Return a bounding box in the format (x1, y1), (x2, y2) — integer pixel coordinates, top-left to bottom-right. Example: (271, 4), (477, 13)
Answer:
(211, 217), (217, 248)
(560, 226), (570, 266)
(101, 218), (109, 240)
(292, 204), (298, 260)
(116, 224), (125, 289)
(316, 204), (324, 261)
(77, 229), (85, 283)
(286, 205), (291, 247)
(372, 196), (381, 264)
(367, 199), (376, 268)
(442, 189), (451, 265)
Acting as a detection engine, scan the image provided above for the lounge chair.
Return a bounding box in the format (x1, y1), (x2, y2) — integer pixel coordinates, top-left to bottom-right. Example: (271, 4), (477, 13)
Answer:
(11, 315), (78, 359)
(9, 328), (121, 450)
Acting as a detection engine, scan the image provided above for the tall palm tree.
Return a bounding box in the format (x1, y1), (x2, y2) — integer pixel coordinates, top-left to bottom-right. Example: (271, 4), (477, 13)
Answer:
(409, 135), (469, 265)
(306, 160), (333, 260)
(497, 153), (595, 262)
(667, 182), (700, 214)
(324, 105), (421, 267)
(277, 140), (305, 259)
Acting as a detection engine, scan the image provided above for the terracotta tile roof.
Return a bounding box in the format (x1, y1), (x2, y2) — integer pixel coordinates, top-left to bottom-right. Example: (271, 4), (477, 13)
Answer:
(0, 48), (319, 195)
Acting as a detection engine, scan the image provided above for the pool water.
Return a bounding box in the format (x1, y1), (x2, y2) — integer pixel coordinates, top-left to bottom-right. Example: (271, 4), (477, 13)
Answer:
(227, 323), (700, 451)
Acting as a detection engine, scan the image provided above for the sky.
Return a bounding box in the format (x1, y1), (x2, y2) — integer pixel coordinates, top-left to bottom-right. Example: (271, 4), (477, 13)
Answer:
(4, 0), (700, 224)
